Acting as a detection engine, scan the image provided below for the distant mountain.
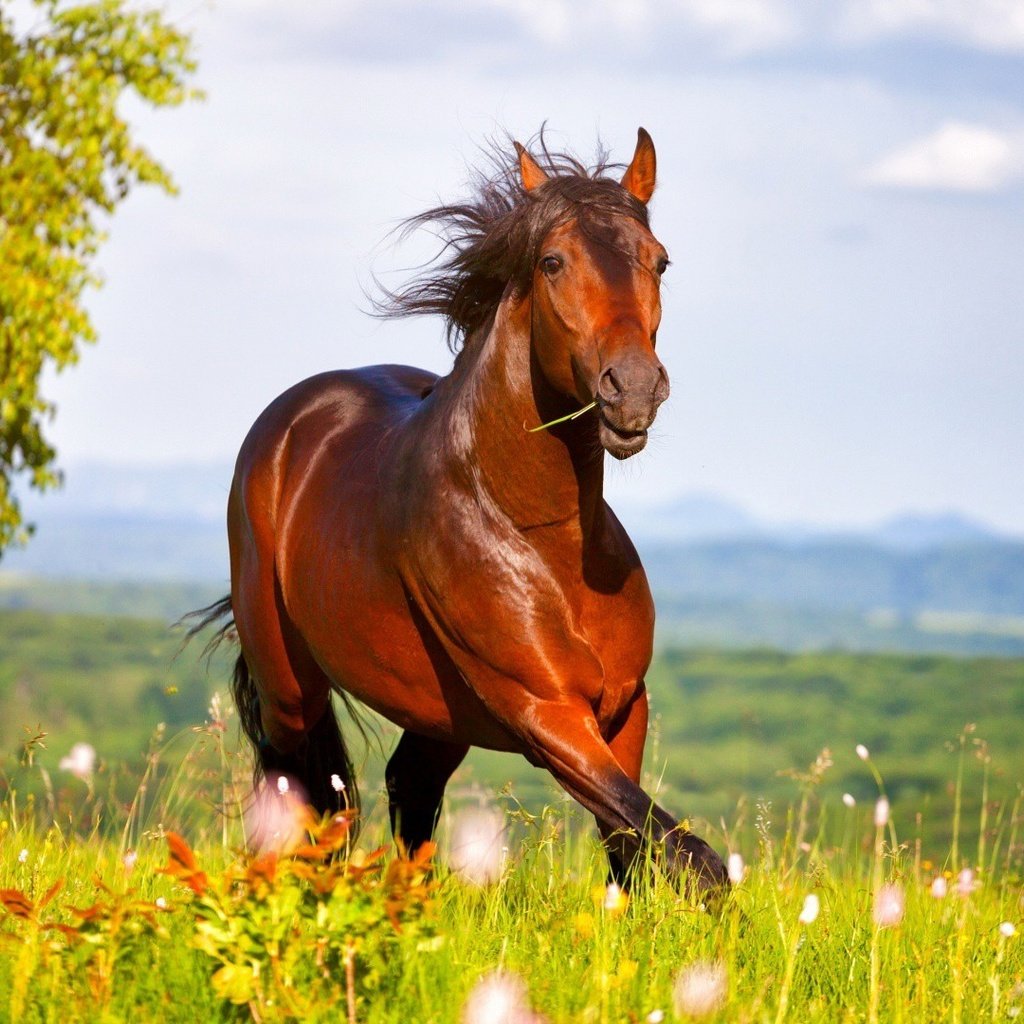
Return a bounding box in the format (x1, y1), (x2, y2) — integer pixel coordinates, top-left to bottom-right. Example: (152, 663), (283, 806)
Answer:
(872, 512), (999, 551)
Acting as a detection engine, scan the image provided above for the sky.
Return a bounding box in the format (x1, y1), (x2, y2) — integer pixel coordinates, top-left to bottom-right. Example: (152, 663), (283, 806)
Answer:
(26, 0), (1024, 531)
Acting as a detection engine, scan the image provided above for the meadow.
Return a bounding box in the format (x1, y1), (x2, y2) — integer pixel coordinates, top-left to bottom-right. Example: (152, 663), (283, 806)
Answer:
(0, 608), (1022, 1021)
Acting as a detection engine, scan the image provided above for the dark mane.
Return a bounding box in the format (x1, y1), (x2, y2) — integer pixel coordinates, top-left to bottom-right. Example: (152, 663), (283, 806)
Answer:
(375, 131), (651, 351)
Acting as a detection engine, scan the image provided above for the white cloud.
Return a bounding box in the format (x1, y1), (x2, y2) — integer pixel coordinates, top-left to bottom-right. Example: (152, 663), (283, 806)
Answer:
(839, 0), (1024, 53)
(672, 0), (799, 55)
(862, 122), (1024, 193)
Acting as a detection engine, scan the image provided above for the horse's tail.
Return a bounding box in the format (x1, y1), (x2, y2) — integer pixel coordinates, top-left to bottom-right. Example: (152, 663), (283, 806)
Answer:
(181, 596), (361, 829)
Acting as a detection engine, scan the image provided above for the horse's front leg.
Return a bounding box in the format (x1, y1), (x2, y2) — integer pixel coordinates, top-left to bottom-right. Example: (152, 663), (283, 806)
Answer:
(386, 730), (469, 854)
(598, 686), (649, 886)
(523, 696), (727, 896)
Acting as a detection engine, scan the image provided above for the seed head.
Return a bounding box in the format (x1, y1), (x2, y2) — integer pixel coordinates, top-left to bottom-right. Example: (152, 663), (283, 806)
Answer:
(1000, 922), (1016, 938)
(842, 793), (856, 808)
(856, 744), (870, 761)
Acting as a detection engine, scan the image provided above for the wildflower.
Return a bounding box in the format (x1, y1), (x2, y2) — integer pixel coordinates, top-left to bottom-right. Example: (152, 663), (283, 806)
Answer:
(1000, 922), (1016, 938)
(18, 848), (28, 864)
(462, 970), (535, 1024)
(603, 882), (628, 914)
(799, 894), (820, 924)
(276, 774), (290, 795)
(727, 852), (745, 884)
(155, 897), (167, 909)
(245, 781), (307, 853)
(207, 692), (225, 730)
(672, 961), (727, 1018)
(873, 884), (905, 927)
(856, 744), (870, 761)
(449, 808), (505, 886)
(957, 868), (977, 897)
(59, 742), (96, 781)
(123, 850), (138, 874)
(874, 797), (889, 828)
(646, 1011), (665, 1023)
(330, 773), (345, 793)
(931, 876), (948, 899)
(842, 793), (856, 808)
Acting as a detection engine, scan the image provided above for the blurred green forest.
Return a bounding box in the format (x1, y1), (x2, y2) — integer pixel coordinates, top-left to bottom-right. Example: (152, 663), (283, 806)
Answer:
(1, 608), (1021, 852)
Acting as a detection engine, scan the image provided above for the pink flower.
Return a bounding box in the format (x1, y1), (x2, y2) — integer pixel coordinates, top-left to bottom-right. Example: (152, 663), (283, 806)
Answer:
(244, 781), (308, 853)
(873, 884), (905, 927)
(449, 808), (505, 886)
(957, 868), (978, 897)
(462, 971), (536, 1024)
(673, 961), (727, 1018)
(59, 742), (96, 781)
(931, 876), (948, 899)
(122, 850), (138, 874)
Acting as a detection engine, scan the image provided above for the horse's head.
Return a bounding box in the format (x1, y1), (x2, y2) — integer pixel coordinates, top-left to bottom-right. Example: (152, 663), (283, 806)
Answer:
(517, 129), (670, 460)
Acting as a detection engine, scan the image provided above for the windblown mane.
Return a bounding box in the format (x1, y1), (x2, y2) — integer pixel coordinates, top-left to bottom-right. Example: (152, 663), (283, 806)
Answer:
(376, 131), (651, 351)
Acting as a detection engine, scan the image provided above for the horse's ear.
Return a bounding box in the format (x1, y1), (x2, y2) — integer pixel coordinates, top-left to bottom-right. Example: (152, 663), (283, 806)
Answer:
(514, 141), (549, 192)
(620, 127), (656, 204)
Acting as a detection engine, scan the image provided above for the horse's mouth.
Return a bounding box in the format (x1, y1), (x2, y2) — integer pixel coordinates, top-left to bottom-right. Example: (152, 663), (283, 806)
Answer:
(598, 413), (648, 460)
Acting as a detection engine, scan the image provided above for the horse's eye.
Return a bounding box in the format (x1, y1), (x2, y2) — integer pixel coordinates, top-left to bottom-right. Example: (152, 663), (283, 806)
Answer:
(540, 255), (562, 276)
(656, 257), (670, 276)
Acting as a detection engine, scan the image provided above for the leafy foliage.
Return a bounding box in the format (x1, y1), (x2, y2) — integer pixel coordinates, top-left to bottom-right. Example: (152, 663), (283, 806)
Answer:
(0, 0), (198, 549)
(162, 817), (440, 1021)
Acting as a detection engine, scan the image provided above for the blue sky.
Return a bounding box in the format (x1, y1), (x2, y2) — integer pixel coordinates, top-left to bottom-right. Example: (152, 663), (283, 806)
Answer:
(35, 0), (1024, 531)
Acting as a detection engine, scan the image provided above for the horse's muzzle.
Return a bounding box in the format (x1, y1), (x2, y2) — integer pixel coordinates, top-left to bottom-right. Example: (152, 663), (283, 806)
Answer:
(596, 356), (669, 460)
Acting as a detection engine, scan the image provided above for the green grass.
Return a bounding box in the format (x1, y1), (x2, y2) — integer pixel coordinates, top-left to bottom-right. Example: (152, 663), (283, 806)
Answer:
(0, 720), (1022, 1023)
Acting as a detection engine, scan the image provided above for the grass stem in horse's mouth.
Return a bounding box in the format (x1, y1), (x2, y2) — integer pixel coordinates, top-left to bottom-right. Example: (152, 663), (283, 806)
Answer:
(526, 400), (598, 433)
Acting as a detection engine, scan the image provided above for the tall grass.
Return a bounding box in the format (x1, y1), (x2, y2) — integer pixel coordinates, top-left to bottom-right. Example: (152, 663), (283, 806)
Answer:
(0, 718), (1021, 1023)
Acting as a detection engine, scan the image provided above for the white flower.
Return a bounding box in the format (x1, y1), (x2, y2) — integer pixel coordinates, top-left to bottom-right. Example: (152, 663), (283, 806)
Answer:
(873, 884), (905, 927)
(874, 797), (890, 828)
(17, 848), (28, 864)
(59, 742), (96, 781)
(999, 921), (1016, 938)
(330, 773), (345, 793)
(462, 971), (533, 1024)
(603, 882), (628, 912)
(276, 774), (290, 795)
(931, 876), (948, 899)
(448, 808), (505, 886)
(123, 850), (138, 873)
(727, 852), (745, 885)
(155, 897), (167, 909)
(842, 793), (856, 808)
(856, 744), (870, 761)
(646, 1012), (665, 1024)
(673, 961), (727, 1018)
(799, 894), (820, 924)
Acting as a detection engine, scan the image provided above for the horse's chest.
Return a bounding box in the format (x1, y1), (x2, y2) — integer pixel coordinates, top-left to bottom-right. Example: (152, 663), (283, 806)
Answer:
(577, 577), (654, 731)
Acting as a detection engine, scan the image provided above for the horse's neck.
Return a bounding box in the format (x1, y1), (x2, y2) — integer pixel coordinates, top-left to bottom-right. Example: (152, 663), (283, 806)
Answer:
(438, 299), (605, 537)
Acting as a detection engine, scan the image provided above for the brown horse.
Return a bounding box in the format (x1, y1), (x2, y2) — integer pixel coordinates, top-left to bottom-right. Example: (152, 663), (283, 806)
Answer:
(199, 128), (726, 893)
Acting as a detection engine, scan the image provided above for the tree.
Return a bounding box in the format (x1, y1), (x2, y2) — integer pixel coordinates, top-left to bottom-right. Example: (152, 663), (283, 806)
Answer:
(0, 0), (199, 551)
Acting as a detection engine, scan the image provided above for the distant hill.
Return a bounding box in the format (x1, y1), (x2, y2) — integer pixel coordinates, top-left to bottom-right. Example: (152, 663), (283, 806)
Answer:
(3, 461), (1023, 655)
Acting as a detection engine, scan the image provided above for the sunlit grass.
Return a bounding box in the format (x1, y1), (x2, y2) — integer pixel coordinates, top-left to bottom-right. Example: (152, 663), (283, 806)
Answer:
(0, 725), (1021, 1023)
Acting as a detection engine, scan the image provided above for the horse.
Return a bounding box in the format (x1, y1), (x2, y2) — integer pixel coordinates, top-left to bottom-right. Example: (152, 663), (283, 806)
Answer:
(197, 128), (727, 894)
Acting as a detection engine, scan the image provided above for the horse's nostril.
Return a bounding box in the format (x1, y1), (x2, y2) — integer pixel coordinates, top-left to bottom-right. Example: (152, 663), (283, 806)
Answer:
(655, 363), (670, 403)
(598, 366), (623, 404)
